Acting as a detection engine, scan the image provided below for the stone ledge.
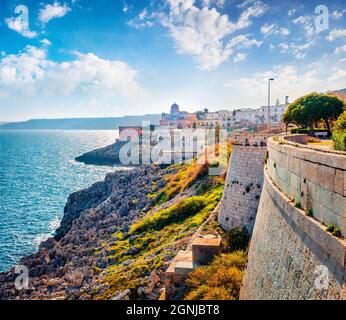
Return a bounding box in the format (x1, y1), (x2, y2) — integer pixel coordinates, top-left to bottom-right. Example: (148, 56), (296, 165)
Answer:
(264, 167), (346, 268)
(283, 134), (346, 156)
(268, 135), (346, 171)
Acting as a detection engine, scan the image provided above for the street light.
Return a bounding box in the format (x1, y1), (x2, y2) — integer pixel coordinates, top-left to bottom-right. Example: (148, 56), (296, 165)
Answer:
(268, 78), (274, 131)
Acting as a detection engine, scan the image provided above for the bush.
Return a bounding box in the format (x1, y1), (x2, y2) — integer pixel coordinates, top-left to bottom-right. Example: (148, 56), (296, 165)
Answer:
(185, 252), (247, 300)
(332, 112), (346, 151)
(326, 224), (342, 238)
(130, 196), (206, 233)
(294, 200), (301, 208)
(306, 208), (313, 217)
(290, 128), (331, 135)
(224, 227), (250, 252)
(332, 131), (346, 151)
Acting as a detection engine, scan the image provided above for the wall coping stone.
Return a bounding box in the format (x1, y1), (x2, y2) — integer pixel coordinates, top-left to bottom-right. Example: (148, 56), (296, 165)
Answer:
(269, 135), (346, 171)
(282, 134), (346, 156)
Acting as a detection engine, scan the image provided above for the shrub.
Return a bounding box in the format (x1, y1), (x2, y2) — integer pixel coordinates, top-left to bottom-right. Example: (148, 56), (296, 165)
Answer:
(224, 227), (250, 252)
(332, 131), (346, 151)
(185, 252), (247, 300)
(326, 224), (342, 238)
(291, 128), (331, 136)
(332, 111), (346, 151)
(130, 196), (206, 233)
(306, 208), (313, 217)
(333, 227), (342, 238)
(294, 200), (301, 208)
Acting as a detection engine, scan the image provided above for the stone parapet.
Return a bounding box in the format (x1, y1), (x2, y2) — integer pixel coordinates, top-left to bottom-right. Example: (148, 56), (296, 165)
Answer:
(241, 168), (346, 300)
(267, 136), (346, 237)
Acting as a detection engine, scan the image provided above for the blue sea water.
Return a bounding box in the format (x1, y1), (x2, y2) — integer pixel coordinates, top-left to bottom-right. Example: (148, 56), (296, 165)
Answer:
(0, 130), (125, 272)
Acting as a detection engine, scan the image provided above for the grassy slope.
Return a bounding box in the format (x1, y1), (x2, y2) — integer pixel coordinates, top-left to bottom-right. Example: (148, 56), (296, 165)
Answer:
(92, 158), (226, 300)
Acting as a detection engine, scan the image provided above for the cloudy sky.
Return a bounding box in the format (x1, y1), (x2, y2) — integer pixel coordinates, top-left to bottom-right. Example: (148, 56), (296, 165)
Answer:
(0, 0), (345, 121)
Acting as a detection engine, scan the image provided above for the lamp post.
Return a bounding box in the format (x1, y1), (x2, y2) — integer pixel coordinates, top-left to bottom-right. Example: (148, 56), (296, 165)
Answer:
(267, 78), (274, 132)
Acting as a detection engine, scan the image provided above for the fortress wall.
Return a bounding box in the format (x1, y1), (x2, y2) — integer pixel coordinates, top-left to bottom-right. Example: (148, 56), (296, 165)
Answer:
(218, 133), (271, 233)
(241, 137), (346, 300)
(267, 137), (346, 236)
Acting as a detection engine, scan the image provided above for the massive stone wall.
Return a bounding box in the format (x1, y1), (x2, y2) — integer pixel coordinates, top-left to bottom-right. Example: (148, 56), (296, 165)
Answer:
(241, 136), (346, 300)
(218, 133), (270, 233)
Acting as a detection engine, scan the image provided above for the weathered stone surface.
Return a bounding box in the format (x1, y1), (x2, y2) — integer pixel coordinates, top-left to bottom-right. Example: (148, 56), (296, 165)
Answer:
(241, 136), (346, 300)
(266, 137), (346, 236)
(218, 133), (270, 233)
(241, 171), (346, 300)
(0, 166), (164, 300)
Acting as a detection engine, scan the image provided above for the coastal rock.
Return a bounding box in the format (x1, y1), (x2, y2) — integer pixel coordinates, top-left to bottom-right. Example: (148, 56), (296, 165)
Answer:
(137, 272), (160, 296)
(0, 166), (163, 300)
(75, 141), (126, 166)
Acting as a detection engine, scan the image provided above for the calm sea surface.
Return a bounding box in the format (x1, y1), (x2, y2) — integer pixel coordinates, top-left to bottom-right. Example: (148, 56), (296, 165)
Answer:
(0, 130), (125, 272)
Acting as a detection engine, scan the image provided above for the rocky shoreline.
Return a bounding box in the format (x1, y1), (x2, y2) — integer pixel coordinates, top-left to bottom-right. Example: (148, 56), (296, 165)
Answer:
(0, 166), (164, 300)
(75, 140), (126, 166)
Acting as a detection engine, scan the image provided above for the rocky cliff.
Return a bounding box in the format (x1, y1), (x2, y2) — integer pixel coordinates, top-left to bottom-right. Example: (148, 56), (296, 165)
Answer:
(0, 160), (224, 300)
(75, 141), (126, 166)
(0, 166), (163, 300)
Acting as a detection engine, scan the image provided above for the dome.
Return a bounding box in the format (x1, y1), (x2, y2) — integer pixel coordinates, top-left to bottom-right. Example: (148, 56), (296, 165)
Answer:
(170, 103), (180, 115)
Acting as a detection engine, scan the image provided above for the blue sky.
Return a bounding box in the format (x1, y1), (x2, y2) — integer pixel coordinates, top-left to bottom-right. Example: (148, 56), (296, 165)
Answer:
(0, 0), (345, 121)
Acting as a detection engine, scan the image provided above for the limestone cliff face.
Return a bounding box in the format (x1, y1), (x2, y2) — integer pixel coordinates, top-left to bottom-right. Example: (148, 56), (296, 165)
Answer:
(241, 136), (346, 300)
(0, 166), (163, 300)
(218, 133), (271, 234)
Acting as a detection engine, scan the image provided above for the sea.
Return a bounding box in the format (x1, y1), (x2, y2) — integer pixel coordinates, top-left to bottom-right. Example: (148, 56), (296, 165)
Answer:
(0, 130), (126, 272)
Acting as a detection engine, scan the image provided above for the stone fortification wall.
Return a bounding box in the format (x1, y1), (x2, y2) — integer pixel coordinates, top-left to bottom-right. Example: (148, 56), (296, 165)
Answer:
(218, 133), (271, 233)
(241, 136), (346, 300)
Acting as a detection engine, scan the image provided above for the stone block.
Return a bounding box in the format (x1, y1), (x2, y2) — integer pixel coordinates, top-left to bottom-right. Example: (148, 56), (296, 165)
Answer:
(192, 237), (222, 266)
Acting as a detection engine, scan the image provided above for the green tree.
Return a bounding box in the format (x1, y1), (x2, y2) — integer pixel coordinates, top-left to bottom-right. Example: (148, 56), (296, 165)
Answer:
(332, 111), (346, 151)
(282, 93), (344, 135)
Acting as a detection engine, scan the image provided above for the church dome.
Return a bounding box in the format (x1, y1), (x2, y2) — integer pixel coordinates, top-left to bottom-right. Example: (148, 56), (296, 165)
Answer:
(170, 103), (180, 115)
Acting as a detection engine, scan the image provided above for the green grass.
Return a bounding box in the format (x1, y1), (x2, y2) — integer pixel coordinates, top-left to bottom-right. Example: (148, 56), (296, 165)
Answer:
(92, 161), (225, 300)
(130, 196), (207, 234)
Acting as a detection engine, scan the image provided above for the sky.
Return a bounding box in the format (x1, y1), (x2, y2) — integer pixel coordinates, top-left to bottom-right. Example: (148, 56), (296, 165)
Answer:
(0, 0), (345, 121)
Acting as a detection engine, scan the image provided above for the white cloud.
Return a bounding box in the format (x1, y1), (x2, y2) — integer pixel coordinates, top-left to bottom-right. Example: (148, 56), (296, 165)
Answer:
(293, 15), (314, 37)
(0, 45), (146, 102)
(237, 0), (257, 9)
(156, 0), (267, 70)
(122, 0), (132, 13)
(40, 39), (52, 46)
(226, 62), (345, 104)
(227, 34), (262, 49)
(234, 53), (247, 62)
(328, 67), (346, 81)
(277, 40), (315, 60)
(202, 0), (225, 7)
(331, 10), (343, 20)
(288, 9), (296, 16)
(327, 28), (346, 41)
(39, 2), (70, 24)
(260, 23), (290, 36)
(5, 17), (37, 38)
(127, 8), (155, 29)
(335, 45), (346, 54)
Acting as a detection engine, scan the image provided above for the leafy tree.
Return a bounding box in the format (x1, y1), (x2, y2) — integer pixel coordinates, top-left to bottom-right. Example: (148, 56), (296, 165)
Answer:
(334, 111), (346, 130)
(332, 111), (346, 151)
(282, 93), (344, 134)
